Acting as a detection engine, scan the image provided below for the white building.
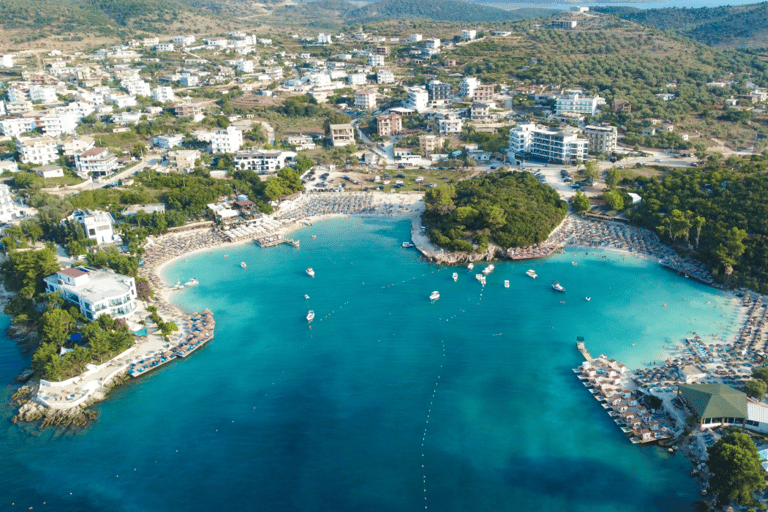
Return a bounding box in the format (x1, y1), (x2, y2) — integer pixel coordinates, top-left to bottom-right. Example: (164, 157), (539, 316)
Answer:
(142, 37), (159, 47)
(211, 126), (243, 153)
(18, 136), (59, 166)
(236, 60), (254, 73)
(29, 85), (58, 103)
(462, 30), (477, 41)
(1, 54), (14, 68)
(284, 134), (316, 150)
(172, 35), (196, 46)
(377, 69), (395, 84)
(0, 160), (19, 174)
(72, 209), (119, 245)
(409, 34), (423, 43)
(405, 86), (429, 112)
(0, 184), (21, 223)
(555, 90), (603, 116)
(354, 89), (377, 110)
(75, 147), (118, 178)
(34, 165), (65, 178)
(41, 113), (78, 138)
(44, 267), (137, 321)
(508, 122), (588, 164)
(152, 86), (176, 104)
(438, 114), (463, 135)
(108, 94), (138, 109)
(348, 73), (367, 86)
(460, 77), (478, 98)
(155, 43), (175, 52)
(0, 118), (36, 137)
(369, 54), (385, 67)
(234, 149), (297, 174)
(584, 125), (618, 154)
(122, 78), (151, 97)
(318, 33), (333, 45)
(167, 149), (200, 171)
(424, 39), (441, 50)
(152, 134), (184, 149)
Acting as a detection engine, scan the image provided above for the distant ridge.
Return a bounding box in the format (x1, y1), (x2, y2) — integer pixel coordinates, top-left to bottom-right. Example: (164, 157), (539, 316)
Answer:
(344, 0), (553, 23)
(594, 2), (768, 48)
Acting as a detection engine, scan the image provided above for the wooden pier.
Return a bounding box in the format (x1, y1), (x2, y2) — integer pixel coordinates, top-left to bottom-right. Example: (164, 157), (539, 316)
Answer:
(576, 341), (593, 361)
(255, 235), (300, 248)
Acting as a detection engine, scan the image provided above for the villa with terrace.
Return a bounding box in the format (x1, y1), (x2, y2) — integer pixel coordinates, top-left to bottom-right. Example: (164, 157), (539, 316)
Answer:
(44, 268), (137, 321)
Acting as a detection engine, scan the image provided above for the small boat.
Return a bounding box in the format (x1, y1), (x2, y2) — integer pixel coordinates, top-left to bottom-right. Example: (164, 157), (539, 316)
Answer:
(240, 262), (247, 269)
(504, 280), (510, 288)
(552, 281), (565, 292)
(307, 310), (315, 322)
(402, 242), (415, 248)
(482, 264), (495, 275)
(452, 272), (458, 282)
(312, 235), (317, 239)
(304, 294), (310, 299)
(476, 274), (484, 281)
(480, 276), (486, 286)
(585, 297), (591, 301)
(430, 291), (440, 301)
(467, 263), (474, 271)
(184, 278), (199, 287)
(306, 267), (315, 278)
(572, 261), (577, 266)
(526, 269), (538, 279)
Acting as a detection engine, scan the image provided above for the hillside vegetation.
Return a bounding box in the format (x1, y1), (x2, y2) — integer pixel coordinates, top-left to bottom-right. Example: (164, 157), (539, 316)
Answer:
(594, 3), (768, 48)
(344, 0), (552, 23)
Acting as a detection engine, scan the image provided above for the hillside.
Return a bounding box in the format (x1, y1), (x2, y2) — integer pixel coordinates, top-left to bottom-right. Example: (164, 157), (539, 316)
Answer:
(344, 0), (552, 23)
(594, 2), (768, 48)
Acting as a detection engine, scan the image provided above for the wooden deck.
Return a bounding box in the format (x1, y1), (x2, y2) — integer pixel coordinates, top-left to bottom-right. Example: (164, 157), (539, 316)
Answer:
(255, 235), (300, 248)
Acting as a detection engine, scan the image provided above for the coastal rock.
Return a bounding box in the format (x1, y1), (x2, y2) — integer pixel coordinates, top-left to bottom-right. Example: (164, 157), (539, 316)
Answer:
(14, 368), (33, 383)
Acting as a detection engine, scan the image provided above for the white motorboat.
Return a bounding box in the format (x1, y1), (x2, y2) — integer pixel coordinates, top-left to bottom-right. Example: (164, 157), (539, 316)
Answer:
(452, 272), (458, 282)
(504, 280), (510, 288)
(240, 262), (247, 269)
(467, 263), (474, 271)
(184, 278), (198, 287)
(304, 294), (310, 299)
(402, 242), (415, 248)
(585, 297), (591, 302)
(430, 291), (440, 301)
(526, 269), (538, 279)
(307, 310), (315, 322)
(476, 274), (484, 281)
(482, 264), (495, 275)
(479, 276), (486, 286)
(552, 281), (565, 292)
(306, 267), (315, 278)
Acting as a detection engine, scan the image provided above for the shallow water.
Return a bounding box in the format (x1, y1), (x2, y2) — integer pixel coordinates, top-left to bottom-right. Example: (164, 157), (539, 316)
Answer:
(1, 217), (740, 511)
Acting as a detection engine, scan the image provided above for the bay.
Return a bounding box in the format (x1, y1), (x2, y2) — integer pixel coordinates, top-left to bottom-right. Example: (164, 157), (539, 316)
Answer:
(0, 217), (740, 511)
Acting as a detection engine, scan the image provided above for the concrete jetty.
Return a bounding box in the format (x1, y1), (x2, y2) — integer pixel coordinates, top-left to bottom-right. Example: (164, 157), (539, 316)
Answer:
(576, 341), (593, 361)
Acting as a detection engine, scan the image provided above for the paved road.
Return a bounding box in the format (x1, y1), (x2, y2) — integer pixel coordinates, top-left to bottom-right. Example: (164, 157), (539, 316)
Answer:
(41, 153), (161, 196)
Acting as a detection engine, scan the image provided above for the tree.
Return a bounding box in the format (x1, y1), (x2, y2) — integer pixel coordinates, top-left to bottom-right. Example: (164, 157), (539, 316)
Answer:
(603, 189), (625, 211)
(31, 342), (59, 375)
(746, 379), (767, 398)
(753, 367), (768, 385)
(605, 168), (623, 188)
(39, 308), (76, 346)
(570, 190), (590, 213)
(584, 161), (599, 184)
(132, 143), (146, 159)
(707, 432), (765, 508)
(424, 185), (456, 215)
(692, 215), (705, 250)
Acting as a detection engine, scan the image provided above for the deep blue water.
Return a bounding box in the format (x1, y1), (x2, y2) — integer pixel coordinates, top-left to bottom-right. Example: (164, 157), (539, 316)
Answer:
(0, 217), (741, 511)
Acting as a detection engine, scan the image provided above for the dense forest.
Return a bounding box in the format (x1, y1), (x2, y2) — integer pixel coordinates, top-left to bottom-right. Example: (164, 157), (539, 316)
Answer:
(625, 155), (768, 291)
(423, 172), (567, 253)
(595, 3), (768, 48)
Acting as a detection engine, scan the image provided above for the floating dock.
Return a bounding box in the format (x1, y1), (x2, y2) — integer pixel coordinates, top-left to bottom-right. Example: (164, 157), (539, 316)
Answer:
(255, 235), (300, 248)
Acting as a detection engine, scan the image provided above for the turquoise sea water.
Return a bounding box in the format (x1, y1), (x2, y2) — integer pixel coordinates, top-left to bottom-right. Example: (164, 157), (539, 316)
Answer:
(1, 217), (742, 511)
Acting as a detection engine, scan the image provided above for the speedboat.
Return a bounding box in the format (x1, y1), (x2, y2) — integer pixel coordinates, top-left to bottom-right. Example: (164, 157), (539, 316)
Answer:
(184, 278), (198, 287)
(240, 262), (247, 269)
(430, 291), (440, 301)
(552, 281), (565, 292)
(467, 263), (474, 271)
(476, 274), (484, 281)
(402, 242), (415, 248)
(504, 280), (510, 288)
(307, 310), (315, 322)
(585, 297), (591, 302)
(306, 267), (315, 278)
(479, 276), (486, 286)
(482, 264), (495, 275)
(304, 294), (310, 299)
(526, 269), (538, 279)
(452, 272), (458, 282)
